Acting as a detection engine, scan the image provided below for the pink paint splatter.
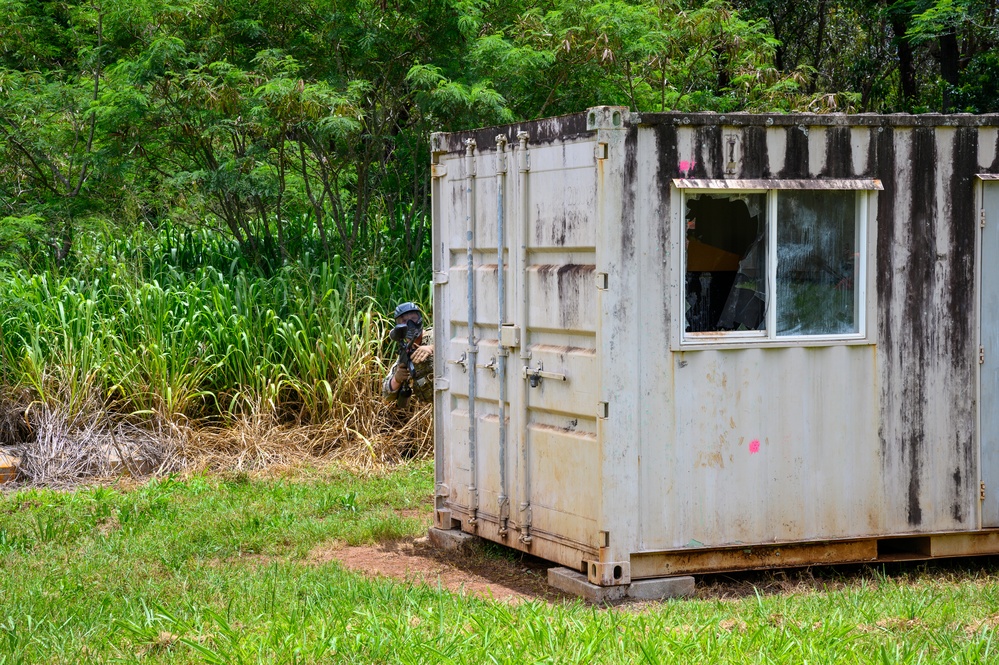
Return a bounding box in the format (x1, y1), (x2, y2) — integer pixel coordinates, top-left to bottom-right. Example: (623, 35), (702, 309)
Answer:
(749, 439), (761, 454)
(679, 160), (696, 175)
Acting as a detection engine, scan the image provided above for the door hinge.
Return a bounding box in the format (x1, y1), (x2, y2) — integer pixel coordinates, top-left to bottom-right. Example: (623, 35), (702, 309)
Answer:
(981, 346), (986, 364)
(981, 481), (986, 501)
(982, 209), (987, 228)
(433, 271), (449, 285)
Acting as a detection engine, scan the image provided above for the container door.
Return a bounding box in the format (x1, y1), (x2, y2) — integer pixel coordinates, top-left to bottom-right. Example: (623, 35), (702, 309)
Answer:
(506, 137), (602, 551)
(981, 180), (999, 527)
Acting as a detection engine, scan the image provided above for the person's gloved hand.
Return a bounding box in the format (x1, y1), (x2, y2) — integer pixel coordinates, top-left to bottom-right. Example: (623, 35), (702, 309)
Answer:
(394, 364), (411, 386)
(411, 345), (433, 364)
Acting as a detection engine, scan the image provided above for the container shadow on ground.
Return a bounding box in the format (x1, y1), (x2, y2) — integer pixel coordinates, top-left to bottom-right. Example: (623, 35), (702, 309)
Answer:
(341, 530), (999, 605)
(693, 556), (999, 600)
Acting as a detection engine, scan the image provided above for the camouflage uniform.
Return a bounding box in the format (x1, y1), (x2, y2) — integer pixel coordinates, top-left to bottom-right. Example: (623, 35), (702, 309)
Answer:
(382, 329), (434, 403)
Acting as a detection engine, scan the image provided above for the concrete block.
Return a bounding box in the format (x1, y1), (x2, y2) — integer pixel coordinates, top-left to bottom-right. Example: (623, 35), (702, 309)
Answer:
(428, 527), (478, 553)
(548, 566), (696, 602)
(548, 568), (627, 603)
(627, 575), (696, 600)
(548, 567), (627, 602)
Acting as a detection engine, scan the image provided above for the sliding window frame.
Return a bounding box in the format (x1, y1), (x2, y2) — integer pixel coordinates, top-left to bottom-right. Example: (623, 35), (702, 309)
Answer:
(670, 179), (881, 350)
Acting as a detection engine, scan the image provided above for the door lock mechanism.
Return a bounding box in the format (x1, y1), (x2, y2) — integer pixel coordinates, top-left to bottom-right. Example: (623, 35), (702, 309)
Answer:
(522, 362), (568, 387)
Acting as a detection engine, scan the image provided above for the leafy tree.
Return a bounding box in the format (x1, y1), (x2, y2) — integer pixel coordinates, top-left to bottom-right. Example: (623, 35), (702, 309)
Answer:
(0, 0), (113, 265)
(903, 0), (999, 112)
(4, 0), (999, 275)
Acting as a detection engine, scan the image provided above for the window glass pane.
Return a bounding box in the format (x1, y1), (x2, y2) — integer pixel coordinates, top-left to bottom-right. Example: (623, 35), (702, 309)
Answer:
(684, 193), (767, 333)
(776, 191), (859, 336)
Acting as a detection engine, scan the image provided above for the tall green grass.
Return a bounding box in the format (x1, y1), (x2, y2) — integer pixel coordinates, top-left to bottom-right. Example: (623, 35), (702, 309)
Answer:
(0, 219), (433, 472)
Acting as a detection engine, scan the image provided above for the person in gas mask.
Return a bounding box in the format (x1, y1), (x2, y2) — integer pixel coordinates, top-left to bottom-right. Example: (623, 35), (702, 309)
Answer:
(382, 302), (434, 405)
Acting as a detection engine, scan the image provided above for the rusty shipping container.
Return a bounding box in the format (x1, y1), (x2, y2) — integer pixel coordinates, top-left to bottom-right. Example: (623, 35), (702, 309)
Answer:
(430, 107), (999, 589)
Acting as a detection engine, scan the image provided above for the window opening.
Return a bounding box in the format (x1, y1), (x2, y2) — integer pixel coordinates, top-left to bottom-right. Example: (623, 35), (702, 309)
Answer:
(682, 188), (866, 341)
(684, 193), (767, 333)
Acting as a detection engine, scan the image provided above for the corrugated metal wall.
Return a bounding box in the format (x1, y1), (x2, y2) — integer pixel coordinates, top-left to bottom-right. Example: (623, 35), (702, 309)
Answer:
(434, 110), (999, 573)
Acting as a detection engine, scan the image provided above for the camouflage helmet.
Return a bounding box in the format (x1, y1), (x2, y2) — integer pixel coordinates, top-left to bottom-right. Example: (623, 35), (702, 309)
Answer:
(392, 302), (421, 320)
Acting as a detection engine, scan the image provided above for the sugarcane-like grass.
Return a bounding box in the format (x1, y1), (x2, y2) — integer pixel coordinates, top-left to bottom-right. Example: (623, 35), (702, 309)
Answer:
(3, 462), (999, 664)
(0, 224), (432, 482)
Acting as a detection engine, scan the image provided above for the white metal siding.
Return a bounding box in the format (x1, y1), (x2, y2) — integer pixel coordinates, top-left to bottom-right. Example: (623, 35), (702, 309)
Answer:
(435, 110), (999, 576)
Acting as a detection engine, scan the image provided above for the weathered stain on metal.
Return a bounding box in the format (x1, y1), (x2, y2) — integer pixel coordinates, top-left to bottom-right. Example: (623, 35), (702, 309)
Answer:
(673, 178), (882, 190)
(691, 125), (719, 178)
(434, 106), (999, 584)
(821, 126), (854, 178)
(530, 343), (597, 356)
(536, 209), (588, 247)
(882, 125), (977, 529)
(621, 128), (639, 261)
(533, 264), (596, 329)
(875, 126), (977, 529)
(779, 125), (810, 178)
(631, 539), (878, 577)
(740, 125), (770, 178)
(928, 532), (999, 557)
(950, 128), (979, 524)
(635, 112), (999, 129)
(436, 112), (594, 154)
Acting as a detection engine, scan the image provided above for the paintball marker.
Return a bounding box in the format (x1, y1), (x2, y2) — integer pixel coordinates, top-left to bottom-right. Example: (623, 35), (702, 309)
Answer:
(389, 318), (423, 406)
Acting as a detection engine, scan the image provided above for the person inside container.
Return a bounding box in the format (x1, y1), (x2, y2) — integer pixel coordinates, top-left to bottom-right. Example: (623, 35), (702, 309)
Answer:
(382, 302), (434, 406)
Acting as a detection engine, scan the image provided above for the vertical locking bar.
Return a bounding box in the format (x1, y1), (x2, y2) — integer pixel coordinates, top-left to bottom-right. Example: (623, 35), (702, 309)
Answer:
(465, 139), (479, 528)
(496, 134), (510, 536)
(516, 130), (533, 545)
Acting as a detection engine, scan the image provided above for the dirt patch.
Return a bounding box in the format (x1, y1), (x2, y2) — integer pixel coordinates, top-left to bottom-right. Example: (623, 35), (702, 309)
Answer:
(309, 537), (568, 603)
(964, 613), (999, 635)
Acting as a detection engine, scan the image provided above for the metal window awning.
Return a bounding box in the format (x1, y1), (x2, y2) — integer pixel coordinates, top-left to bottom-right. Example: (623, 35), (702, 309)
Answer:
(977, 174), (999, 180)
(672, 178), (883, 190)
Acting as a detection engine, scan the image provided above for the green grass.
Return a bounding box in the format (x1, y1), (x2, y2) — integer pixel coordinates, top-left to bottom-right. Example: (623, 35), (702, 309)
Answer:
(3, 464), (999, 664)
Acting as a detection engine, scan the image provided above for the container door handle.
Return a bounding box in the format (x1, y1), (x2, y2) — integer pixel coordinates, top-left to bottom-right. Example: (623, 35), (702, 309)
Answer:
(522, 362), (567, 387)
(447, 352), (468, 373)
(475, 357), (497, 374)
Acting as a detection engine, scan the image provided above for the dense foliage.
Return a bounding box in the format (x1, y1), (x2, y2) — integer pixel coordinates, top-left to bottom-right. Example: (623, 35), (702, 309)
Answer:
(2, 0), (997, 271)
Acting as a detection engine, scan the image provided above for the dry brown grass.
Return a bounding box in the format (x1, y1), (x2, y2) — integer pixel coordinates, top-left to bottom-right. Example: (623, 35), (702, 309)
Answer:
(177, 399), (432, 473)
(0, 388), (31, 446)
(1, 377), (433, 485)
(16, 402), (179, 485)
